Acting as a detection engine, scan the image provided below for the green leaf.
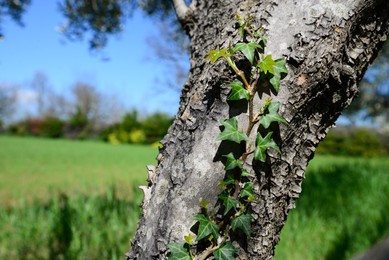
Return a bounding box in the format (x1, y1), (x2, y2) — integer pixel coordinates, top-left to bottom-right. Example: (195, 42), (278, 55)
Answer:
(217, 118), (249, 143)
(239, 182), (254, 198)
(259, 101), (288, 129)
(269, 58), (288, 92)
(206, 48), (230, 63)
(241, 169), (253, 177)
(223, 152), (243, 170)
(218, 191), (238, 215)
(253, 30), (267, 45)
(224, 174), (236, 186)
(184, 234), (194, 245)
(258, 54), (276, 74)
(167, 243), (192, 260)
(200, 199), (209, 209)
(254, 132), (280, 162)
(231, 214), (252, 237)
(227, 81), (250, 101)
(213, 241), (238, 260)
(232, 42), (262, 64)
(192, 214), (219, 241)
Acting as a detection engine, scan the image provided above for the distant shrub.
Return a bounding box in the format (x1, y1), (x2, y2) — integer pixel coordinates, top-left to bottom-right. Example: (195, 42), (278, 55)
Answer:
(99, 111), (173, 145)
(41, 117), (64, 138)
(27, 118), (43, 136)
(8, 121), (28, 136)
(129, 129), (146, 144)
(141, 112), (173, 144)
(317, 127), (387, 157)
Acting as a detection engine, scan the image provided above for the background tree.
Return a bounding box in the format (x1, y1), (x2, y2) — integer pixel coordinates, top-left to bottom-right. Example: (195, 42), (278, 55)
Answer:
(0, 83), (16, 127)
(0, 0), (31, 38)
(71, 82), (101, 128)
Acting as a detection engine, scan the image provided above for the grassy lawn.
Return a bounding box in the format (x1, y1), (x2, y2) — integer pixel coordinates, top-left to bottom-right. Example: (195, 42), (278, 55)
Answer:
(0, 136), (388, 259)
(0, 135), (157, 205)
(275, 155), (389, 259)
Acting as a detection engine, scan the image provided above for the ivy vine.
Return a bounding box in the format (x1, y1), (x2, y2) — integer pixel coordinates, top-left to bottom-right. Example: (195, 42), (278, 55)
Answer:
(168, 15), (288, 260)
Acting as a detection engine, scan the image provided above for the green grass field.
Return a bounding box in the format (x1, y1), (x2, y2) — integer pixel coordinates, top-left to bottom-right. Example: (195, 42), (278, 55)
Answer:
(0, 136), (389, 259)
(0, 135), (157, 205)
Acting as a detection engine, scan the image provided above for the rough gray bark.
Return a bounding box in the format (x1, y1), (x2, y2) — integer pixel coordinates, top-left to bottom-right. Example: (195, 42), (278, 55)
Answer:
(127, 0), (389, 259)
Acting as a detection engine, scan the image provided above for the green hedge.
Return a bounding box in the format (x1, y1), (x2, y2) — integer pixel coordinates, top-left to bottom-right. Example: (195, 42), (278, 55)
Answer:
(316, 128), (387, 157)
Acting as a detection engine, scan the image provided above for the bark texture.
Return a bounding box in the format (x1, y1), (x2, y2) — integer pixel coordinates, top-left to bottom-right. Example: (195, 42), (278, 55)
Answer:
(127, 0), (389, 259)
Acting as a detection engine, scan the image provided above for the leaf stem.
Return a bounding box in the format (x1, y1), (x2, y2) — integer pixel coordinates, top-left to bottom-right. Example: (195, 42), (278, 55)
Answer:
(225, 57), (251, 91)
(198, 244), (221, 260)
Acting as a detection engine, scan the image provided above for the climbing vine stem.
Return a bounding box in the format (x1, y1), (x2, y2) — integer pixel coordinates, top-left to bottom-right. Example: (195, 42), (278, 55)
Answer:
(167, 15), (289, 260)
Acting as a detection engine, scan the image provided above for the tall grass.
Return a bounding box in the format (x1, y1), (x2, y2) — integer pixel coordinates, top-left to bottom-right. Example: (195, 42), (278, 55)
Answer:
(0, 185), (142, 259)
(275, 156), (389, 259)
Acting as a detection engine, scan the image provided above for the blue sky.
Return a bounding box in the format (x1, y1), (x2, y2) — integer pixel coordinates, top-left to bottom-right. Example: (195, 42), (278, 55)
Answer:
(0, 0), (184, 120)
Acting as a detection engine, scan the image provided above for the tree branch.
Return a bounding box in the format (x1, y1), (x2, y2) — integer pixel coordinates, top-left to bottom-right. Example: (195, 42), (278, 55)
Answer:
(171, 0), (190, 23)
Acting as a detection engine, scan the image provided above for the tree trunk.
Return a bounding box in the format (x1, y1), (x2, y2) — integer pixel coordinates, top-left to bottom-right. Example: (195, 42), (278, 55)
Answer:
(127, 0), (389, 259)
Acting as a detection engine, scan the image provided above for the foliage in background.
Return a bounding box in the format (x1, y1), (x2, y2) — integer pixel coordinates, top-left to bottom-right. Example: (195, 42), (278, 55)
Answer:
(316, 127), (388, 157)
(4, 109), (173, 144)
(0, 186), (142, 259)
(100, 110), (173, 145)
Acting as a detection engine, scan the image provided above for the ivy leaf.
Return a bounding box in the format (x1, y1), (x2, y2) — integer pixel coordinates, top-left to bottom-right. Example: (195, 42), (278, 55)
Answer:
(218, 191), (238, 216)
(253, 30), (267, 45)
(224, 174), (236, 186)
(206, 48), (230, 63)
(231, 213), (252, 237)
(254, 132), (280, 162)
(259, 101), (288, 129)
(192, 214), (219, 241)
(239, 182), (254, 198)
(217, 118), (249, 143)
(269, 58), (288, 92)
(213, 241), (238, 260)
(167, 243), (192, 260)
(184, 234), (194, 245)
(232, 42), (262, 64)
(227, 81), (250, 101)
(241, 169), (253, 177)
(258, 54), (276, 75)
(223, 152), (243, 170)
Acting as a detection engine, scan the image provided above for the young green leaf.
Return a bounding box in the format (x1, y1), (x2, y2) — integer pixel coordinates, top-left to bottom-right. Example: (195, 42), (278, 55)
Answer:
(184, 234), (194, 245)
(227, 81), (250, 101)
(217, 118), (249, 143)
(167, 243), (192, 260)
(254, 132), (281, 162)
(231, 213), (252, 237)
(259, 101), (288, 129)
(269, 58), (288, 92)
(241, 169), (253, 177)
(253, 30), (267, 45)
(258, 54), (276, 74)
(200, 199), (209, 209)
(206, 48), (230, 63)
(232, 42), (262, 64)
(223, 152), (243, 170)
(218, 191), (238, 216)
(239, 182), (254, 198)
(192, 214), (219, 241)
(213, 241), (238, 260)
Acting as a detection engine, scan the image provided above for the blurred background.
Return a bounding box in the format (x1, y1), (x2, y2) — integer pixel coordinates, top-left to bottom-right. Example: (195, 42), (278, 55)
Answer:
(0, 0), (388, 259)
